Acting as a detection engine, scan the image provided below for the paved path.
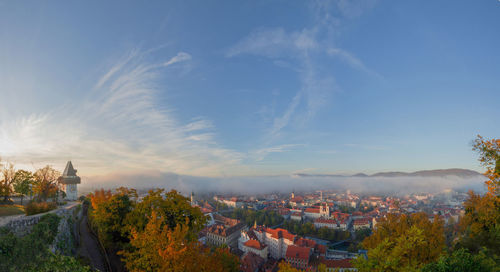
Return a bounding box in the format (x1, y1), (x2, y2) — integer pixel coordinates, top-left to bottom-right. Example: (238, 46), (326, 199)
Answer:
(77, 204), (108, 272)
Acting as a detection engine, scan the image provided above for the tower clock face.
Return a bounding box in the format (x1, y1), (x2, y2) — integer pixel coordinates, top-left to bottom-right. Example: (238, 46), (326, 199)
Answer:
(70, 186), (76, 192)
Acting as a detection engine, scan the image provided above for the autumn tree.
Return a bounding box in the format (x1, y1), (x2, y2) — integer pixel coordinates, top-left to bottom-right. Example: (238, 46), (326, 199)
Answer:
(0, 162), (16, 202)
(33, 165), (60, 202)
(124, 189), (206, 240)
(13, 170), (34, 204)
(472, 135), (500, 196)
(89, 188), (135, 248)
(120, 211), (239, 272)
(278, 262), (302, 272)
(456, 135), (500, 263)
(354, 212), (445, 272)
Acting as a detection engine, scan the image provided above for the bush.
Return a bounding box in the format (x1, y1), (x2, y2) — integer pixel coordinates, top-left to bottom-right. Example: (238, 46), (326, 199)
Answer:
(25, 202), (57, 216)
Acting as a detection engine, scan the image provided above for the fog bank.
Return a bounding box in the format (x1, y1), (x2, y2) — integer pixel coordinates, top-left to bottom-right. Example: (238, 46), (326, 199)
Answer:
(81, 171), (487, 195)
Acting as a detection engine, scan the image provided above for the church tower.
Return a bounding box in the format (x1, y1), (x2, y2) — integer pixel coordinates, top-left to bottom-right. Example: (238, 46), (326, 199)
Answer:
(57, 161), (81, 201)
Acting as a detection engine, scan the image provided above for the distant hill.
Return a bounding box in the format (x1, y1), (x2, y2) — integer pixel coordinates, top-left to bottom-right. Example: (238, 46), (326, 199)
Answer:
(293, 168), (482, 178)
(371, 168), (482, 178)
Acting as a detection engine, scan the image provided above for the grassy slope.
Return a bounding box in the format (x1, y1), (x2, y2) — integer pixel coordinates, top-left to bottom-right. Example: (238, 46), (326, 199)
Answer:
(0, 205), (25, 216)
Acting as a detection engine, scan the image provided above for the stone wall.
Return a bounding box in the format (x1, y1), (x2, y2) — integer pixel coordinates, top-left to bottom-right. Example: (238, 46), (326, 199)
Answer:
(0, 202), (80, 237)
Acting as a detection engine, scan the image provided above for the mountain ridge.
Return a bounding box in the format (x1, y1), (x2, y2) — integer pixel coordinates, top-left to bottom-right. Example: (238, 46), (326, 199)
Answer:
(293, 168), (482, 178)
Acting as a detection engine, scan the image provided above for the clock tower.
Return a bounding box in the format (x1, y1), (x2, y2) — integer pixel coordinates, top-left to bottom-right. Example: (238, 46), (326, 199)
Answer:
(57, 161), (81, 201)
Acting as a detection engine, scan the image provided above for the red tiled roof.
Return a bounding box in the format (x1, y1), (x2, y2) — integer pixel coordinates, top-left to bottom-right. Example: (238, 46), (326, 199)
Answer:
(285, 245), (311, 260)
(266, 228), (296, 241)
(294, 237), (316, 248)
(353, 218), (371, 225)
(305, 208), (320, 213)
(316, 244), (327, 255)
(244, 239), (267, 250)
(241, 252), (265, 272)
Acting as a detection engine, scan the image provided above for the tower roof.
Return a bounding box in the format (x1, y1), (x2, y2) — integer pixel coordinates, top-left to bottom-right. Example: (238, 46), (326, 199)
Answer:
(63, 161), (77, 176)
(58, 161), (81, 184)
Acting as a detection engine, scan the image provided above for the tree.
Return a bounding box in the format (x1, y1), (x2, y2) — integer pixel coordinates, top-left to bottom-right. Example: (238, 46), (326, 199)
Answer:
(458, 191), (500, 256)
(0, 162), (16, 202)
(354, 212), (445, 272)
(278, 262), (302, 272)
(89, 188), (135, 248)
(457, 136), (500, 260)
(472, 135), (500, 196)
(120, 211), (239, 272)
(421, 248), (497, 272)
(124, 189), (206, 240)
(13, 170), (34, 205)
(33, 165), (60, 202)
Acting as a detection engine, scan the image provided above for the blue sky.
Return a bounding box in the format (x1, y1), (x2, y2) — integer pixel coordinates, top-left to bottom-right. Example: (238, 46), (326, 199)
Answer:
(0, 0), (499, 177)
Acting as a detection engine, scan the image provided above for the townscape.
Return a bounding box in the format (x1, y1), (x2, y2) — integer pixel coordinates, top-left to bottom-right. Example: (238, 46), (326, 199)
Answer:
(0, 137), (499, 272)
(188, 189), (467, 271)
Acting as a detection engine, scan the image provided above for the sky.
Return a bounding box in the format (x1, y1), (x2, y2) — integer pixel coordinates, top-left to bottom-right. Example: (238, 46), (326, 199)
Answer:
(0, 0), (499, 179)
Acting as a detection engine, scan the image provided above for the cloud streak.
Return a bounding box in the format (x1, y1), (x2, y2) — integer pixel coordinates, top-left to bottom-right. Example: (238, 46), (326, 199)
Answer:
(0, 49), (242, 176)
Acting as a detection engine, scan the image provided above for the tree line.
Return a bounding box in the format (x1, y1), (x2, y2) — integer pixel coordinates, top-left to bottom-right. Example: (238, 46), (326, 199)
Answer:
(353, 136), (500, 271)
(226, 207), (284, 227)
(88, 188), (240, 272)
(0, 160), (65, 205)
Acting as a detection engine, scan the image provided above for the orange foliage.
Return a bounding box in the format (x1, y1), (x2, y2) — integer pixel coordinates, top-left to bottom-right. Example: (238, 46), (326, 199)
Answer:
(120, 211), (239, 272)
(89, 189), (112, 210)
(472, 135), (500, 196)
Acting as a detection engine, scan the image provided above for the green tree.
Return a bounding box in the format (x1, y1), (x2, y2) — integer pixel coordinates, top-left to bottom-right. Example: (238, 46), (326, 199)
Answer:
(124, 189), (206, 240)
(0, 213), (89, 271)
(354, 213), (445, 272)
(13, 170), (34, 205)
(421, 248), (498, 272)
(89, 188), (135, 248)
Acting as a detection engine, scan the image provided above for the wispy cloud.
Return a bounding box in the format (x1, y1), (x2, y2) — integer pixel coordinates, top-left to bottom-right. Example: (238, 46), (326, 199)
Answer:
(250, 144), (304, 161)
(226, 2), (379, 140)
(327, 48), (382, 79)
(227, 27), (335, 139)
(0, 49), (242, 176)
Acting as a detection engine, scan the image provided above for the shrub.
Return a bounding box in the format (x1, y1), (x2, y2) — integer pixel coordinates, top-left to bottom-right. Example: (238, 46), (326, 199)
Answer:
(25, 202), (57, 216)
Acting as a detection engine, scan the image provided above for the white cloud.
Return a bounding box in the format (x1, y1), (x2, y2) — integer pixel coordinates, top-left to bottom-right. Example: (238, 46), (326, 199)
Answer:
(227, 27), (337, 138)
(327, 48), (382, 79)
(0, 50), (243, 176)
(163, 52), (192, 67)
(251, 144), (304, 161)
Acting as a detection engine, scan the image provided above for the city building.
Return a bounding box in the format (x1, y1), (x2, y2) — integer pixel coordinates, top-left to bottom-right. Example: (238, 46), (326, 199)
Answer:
(314, 217), (338, 229)
(206, 215), (246, 248)
(285, 245), (312, 270)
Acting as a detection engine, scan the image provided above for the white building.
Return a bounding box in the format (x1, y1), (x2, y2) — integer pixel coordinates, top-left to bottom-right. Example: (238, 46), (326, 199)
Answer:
(314, 218), (338, 229)
(254, 227), (296, 259)
(238, 230), (269, 260)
